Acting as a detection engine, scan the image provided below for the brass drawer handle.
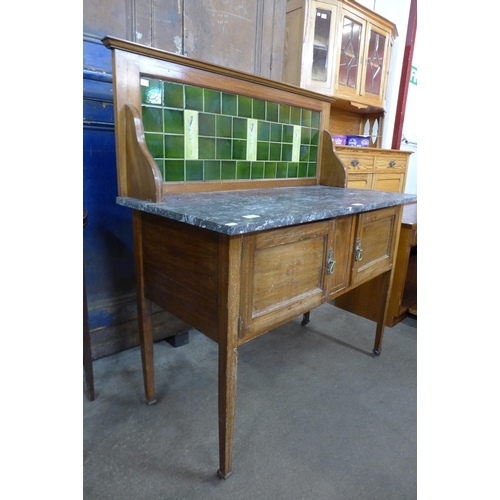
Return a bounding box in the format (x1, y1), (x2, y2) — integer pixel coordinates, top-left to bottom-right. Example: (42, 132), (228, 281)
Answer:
(355, 238), (363, 261)
(389, 160), (396, 167)
(327, 247), (336, 275)
(351, 159), (359, 167)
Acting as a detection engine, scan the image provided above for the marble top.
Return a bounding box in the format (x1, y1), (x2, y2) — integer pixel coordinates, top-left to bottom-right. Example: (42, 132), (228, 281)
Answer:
(117, 186), (417, 235)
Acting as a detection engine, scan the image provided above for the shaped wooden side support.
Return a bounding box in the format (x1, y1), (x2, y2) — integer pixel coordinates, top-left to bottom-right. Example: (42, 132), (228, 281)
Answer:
(124, 104), (163, 202)
(319, 130), (347, 188)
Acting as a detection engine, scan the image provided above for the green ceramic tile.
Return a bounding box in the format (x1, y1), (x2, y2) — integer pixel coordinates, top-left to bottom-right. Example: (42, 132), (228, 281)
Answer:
(269, 143), (281, 161)
(253, 99), (266, 120)
(154, 158), (164, 179)
(204, 89), (221, 114)
(186, 160), (204, 180)
(165, 135), (185, 158)
(199, 113), (216, 136)
(238, 95), (252, 118)
(281, 144), (292, 162)
(204, 161), (221, 180)
(311, 111), (320, 128)
(307, 162), (317, 177)
(221, 161), (236, 179)
(164, 160), (185, 181)
(199, 137), (216, 159)
(163, 81), (184, 108)
(141, 78), (162, 105)
(264, 162), (277, 178)
(257, 141), (269, 161)
(279, 104), (290, 124)
(309, 145), (318, 161)
(287, 162), (298, 177)
(216, 138), (232, 159)
(290, 106), (301, 125)
(282, 124), (294, 143)
(301, 127), (311, 144)
(270, 123), (282, 142)
(300, 145), (310, 162)
(145, 133), (164, 158)
(232, 139), (247, 160)
(298, 163), (308, 178)
(301, 109), (312, 127)
(257, 121), (270, 141)
(236, 161), (251, 179)
(164, 109), (184, 134)
(251, 162), (264, 179)
(311, 130), (319, 146)
(142, 106), (163, 132)
(185, 85), (204, 111)
(266, 102), (279, 122)
(307, 162), (316, 177)
(277, 162), (288, 178)
(217, 115), (232, 137)
(231, 117), (246, 139)
(221, 93), (237, 115)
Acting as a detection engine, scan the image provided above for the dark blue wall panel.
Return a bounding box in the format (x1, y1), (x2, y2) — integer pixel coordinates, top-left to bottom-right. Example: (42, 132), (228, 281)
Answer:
(83, 37), (135, 330)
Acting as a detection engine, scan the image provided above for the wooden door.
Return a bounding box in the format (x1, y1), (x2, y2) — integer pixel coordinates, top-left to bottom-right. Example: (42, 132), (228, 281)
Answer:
(239, 220), (333, 343)
(351, 205), (400, 285)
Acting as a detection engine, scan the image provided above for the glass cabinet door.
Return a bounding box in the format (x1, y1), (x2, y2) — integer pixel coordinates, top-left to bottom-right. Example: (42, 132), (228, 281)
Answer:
(304, 2), (337, 94)
(363, 27), (387, 97)
(338, 14), (363, 90)
(311, 8), (332, 82)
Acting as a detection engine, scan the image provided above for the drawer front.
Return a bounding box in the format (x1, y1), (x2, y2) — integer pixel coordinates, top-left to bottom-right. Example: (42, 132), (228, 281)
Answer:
(374, 155), (408, 171)
(351, 205), (401, 285)
(337, 153), (375, 172)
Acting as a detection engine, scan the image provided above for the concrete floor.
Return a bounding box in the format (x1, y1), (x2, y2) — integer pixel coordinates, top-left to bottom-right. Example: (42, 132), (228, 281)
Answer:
(83, 302), (417, 500)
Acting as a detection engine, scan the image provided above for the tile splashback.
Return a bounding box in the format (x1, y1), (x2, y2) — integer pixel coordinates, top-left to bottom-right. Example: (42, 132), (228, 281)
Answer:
(141, 78), (320, 182)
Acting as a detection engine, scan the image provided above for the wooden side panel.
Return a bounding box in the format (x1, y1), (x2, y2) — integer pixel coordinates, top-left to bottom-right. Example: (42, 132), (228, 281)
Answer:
(239, 221), (332, 343)
(140, 213), (221, 341)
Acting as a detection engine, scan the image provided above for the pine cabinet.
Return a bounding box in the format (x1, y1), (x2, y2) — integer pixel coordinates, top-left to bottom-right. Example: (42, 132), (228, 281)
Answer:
(335, 146), (411, 193)
(283, 0), (397, 109)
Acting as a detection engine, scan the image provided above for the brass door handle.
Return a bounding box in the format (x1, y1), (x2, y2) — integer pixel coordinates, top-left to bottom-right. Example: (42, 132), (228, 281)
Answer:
(355, 238), (363, 261)
(327, 247), (336, 275)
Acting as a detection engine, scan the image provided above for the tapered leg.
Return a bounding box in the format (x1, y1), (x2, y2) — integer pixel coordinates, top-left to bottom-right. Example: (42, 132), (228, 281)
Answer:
(373, 270), (392, 356)
(133, 210), (156, 404)
(217, 340), (238, 479)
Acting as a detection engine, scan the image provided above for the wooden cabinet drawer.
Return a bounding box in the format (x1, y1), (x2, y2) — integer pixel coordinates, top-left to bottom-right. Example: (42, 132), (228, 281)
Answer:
(351, 205), (400, 285)
(337, 153), (375, 172)
(374, 155), (408, 171)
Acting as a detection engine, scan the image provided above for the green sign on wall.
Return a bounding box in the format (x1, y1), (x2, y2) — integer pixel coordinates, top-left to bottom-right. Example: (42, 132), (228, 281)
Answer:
(410, 66), (417, 85)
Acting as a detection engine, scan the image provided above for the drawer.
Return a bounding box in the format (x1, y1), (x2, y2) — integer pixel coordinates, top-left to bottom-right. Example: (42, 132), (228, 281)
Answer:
(337, 153), (375, 172)
(374, 155), (408, 171)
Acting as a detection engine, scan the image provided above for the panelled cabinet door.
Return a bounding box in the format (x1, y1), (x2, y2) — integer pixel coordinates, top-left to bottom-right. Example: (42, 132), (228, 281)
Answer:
(351, 205), (400, 285)
(346, 173), (372, 190)
(303, 1), (339, 94)
(334, 6), (366, 101)
(372, 173), (405, 193)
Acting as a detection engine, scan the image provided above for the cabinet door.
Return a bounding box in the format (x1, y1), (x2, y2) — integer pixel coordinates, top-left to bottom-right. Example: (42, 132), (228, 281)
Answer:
(372, 173), (405, 193)
(303, 1), (339, 94)
(346, 173), (372, 190)
(351, 206), (400, 285)
(359, 24), (390, 107)
(334, 7), (366, 101)
(239, 220), (333, 343)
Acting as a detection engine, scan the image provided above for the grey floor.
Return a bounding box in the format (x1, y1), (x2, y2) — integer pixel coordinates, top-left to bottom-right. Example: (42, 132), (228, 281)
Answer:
(83, 302), (417, 500)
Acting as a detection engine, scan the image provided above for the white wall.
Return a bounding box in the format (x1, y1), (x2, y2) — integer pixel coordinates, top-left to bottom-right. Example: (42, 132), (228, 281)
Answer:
(355, 0), (417, 194)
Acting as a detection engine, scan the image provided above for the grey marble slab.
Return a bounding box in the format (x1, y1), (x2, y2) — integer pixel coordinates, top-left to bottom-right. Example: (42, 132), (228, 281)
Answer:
(117, 186), (417, 235)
